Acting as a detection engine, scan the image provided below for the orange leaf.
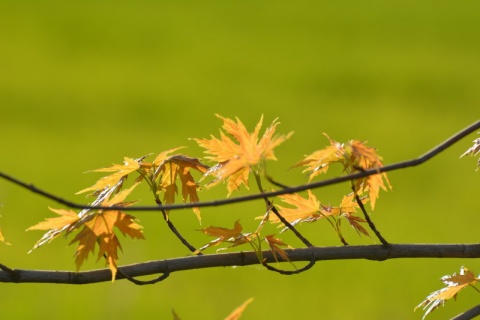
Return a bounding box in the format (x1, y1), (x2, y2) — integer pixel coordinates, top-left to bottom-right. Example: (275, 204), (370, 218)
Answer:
(293, 133), (344, 182)
(27, 207), (79, 231)
(348, 140), (383, 169)
(196, 220), (249, 253)
(272, 190), (322, 225)
(27, 207), (81, 251)
(265, 235), (291, 262)
(344, 215), (369, 237)
(294, 135), (391, 210)
(200, 220), (243, 239)
(416, 267), (479, 319)
(76, 157), (141, 195)
(69, 210), (144, 281)
(97, 233), (121, 281)
(194, 115), (292, 195)
(224, 298), (254, 320)
(155, 154), (209, 221)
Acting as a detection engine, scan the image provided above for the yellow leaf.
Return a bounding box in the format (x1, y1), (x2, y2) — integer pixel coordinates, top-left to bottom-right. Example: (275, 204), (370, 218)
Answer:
(0, 228), (10, 245)
(102, 182), (140, 207)
(76, 157), (140, 195)
(293, 133), (344, 182)
(272, 190), (322, 224)
(194, 115), (292, 195)
(416, 266), (479, 319)
(69, 210), (144, 281)
(224, 298), (254, 320)
(27, 207), (81, 250)
(27, 207), (79, 231)
(295, 135), (391, 210)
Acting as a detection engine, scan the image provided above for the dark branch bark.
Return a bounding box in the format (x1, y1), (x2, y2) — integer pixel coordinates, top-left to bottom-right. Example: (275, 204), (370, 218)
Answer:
(2, 243), (480, 284)
(0, 120), (478, 212)
(451, 304), (480, 320)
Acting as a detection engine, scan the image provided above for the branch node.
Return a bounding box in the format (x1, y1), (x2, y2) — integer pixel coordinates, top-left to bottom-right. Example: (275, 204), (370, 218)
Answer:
(0, 263), (21, 282)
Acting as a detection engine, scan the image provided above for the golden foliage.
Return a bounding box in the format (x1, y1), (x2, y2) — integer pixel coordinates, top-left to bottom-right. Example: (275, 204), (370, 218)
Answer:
(194, 115), (292, 195)
(294, 134), (391, 209)
(416, 267), (479, 319)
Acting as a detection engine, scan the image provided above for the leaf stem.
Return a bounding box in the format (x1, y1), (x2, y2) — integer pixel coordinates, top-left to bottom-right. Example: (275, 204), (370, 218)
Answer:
(352, 188), (389, 246)
(154, 195), (202, 255)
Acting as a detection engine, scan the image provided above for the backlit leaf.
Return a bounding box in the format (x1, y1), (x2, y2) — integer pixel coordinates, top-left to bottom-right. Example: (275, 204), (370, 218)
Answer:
(272, 190), (322, 225)
(265, 235), (291, 262)
(154, 154), (209, 221)
(194, 115), (292, 195)
(461, 136), (480, 170)
(295, 135), (391, 209)
(27, 207), (79, 232)
(415, 266), (479, 319)
(76, 157), (141, 195)
(224, 298), (254, 320)
(196, 220), (254, 253)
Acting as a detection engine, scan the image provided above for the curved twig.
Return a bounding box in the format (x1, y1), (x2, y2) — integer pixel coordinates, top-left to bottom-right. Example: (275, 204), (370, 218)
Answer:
(0, 120), (478, 212)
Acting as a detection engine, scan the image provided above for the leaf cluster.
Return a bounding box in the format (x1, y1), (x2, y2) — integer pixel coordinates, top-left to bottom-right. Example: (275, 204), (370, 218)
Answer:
(21, 115), (480, 319)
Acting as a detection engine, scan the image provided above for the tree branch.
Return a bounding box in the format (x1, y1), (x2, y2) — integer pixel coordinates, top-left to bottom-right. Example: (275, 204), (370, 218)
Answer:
(0, 120), (478, 212)
(451, 304), (480, 320)
(2, 243), (480, 284)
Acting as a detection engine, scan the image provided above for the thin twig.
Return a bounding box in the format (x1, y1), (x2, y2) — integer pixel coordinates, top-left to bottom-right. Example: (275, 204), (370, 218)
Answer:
(116, 267), (169, 285)
(254, 170), (315, 273)
(269, 205), (313, 248)
(0, 120), (478, 212)
(261, 258), (315, 275)
(154, 197), (202, 255)
(353, 189), (389, 246)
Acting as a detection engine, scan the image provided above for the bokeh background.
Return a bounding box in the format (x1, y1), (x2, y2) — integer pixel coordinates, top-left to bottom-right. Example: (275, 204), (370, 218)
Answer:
(1, 1), (479, 319)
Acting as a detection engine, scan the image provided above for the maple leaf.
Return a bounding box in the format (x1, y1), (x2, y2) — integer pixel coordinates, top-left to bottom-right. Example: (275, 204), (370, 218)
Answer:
(70, 183), (143, 280)
(461, 136), (480, 170)
(416, 266), (480, 319)
(337, 193), (370, 236)
(347, 140), (383, 169)
(29, 182), (143, 281)
(347, 140), (391, 209)
(27, 207), (81, 251)
(194, 115), (293, 195)
(272, 191), (370, 239)
(153, 153), (209, 221)
(70, 210), (144, 281)
(76, 157), (141, 195)
(272, 190), (322, 225)
(224, 298), (254, 320)
(293, 133), (344, 181)
(196, 220), (254, 253)
(28, 207), (80, 232)
(265, 235), (292, 262)
(295, 135), (391, 210)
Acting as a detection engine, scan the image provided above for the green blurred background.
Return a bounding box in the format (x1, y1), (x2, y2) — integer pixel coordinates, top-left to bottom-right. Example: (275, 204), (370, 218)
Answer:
(0, 1), (479, 319)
